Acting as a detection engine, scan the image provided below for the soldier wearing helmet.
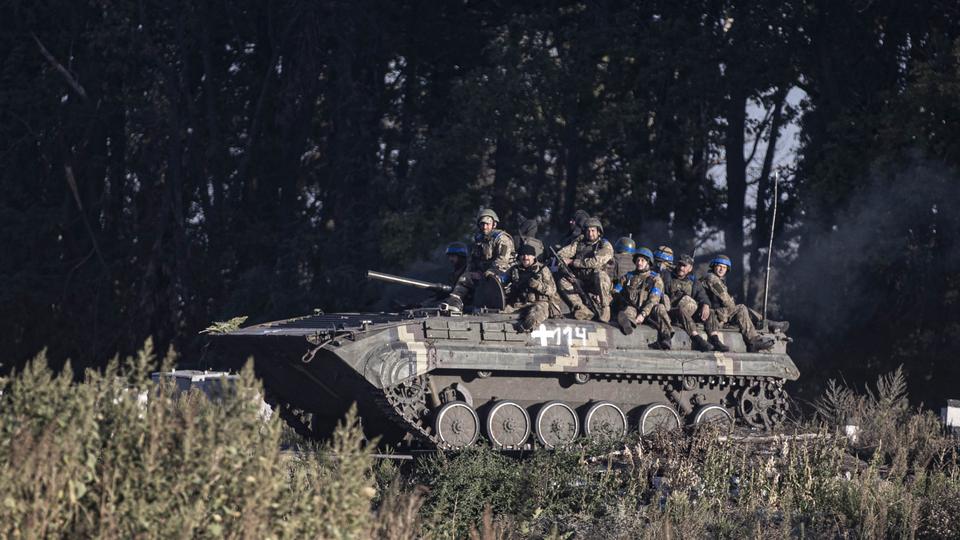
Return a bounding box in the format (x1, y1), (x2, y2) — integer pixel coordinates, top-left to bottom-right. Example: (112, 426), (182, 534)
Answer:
(445, 209), (516, 310)
(613, 247), (673, 348)
(665, 254), (713, 352)
(700, 255), (774, 352)
(515, 218), (544, 262)
(503, 244), (563, 331)
(445, 241), (469, 286)
(557, 209), (591, 249)
(607, 236), (636, 281)
(556, 216), (614, 321)
(652, 245), (675, 310)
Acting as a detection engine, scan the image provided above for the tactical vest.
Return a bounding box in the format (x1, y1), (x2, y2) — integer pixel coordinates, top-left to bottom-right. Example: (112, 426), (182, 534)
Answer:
(702, 273), (736, 309)
(471, 230), (508, 272)
(620, 270), (660, 307)
(510, 263), (550, 303)
(606, 252), (634, 281)
(668, 274), (695, 302)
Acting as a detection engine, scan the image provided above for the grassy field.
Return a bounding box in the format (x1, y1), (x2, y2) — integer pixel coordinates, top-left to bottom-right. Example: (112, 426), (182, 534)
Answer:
(2, 342), (959, 539)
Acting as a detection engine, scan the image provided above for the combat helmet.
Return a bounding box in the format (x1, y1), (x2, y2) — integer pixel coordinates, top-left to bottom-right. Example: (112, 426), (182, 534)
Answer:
(677, 254), (695, 267)
(654, 245), (675, 268)
(477, 208), (500, 226)
(582, 217), (603, 235)
(445, 241), (468, 257)
(614, 236), (636, 254)
(634, 246), (654, 264)
(710, 254), (733, 268)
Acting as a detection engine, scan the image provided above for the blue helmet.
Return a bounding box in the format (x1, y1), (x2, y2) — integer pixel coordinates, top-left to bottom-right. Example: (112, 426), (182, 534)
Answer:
(614, 236), (636, 254)
(710, 254), (732, 268)
(445, 242), (468, 257)
(634, 247), (654, 264)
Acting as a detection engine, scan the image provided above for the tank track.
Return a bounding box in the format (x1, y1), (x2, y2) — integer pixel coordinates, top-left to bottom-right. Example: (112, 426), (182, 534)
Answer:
(372, 373), (790, 449)
(373, 374), (438, 445)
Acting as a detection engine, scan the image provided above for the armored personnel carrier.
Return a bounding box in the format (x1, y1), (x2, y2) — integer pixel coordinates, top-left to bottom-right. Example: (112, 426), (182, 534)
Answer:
(213, 271), (798, 449)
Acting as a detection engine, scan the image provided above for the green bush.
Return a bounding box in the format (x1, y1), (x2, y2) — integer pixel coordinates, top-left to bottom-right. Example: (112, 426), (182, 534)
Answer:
(0, 340), (384, 539)
(2, 347), (960, 539)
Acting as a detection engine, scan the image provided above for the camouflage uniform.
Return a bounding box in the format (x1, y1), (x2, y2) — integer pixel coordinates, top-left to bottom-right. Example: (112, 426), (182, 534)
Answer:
(606, 236), (637, 281)
(503, 261), (562, 331)
(665, 271), (710, 337)
(449, 228), (515, 305)
(700, 272), (759, 342)
(614, 269), (672, 343)
(606, 252), (635, 282)
(556, 234), (614, 321)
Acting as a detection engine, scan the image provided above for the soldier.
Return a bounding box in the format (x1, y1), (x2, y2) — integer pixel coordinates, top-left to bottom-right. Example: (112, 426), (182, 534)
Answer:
(607, 236), (637, 281)
(700, 255), (775, 352)
(446, 209), (515, 310)
(652, 245), (675, 309)
(614, 247), (673, 349)
(445, 241), (468, 286)
(516, 218), (545, 262)
(558, 209), (591, 248)
(666, 254), (713, 352)
(503, 244), (563, 331)
(556, 216), (614, 321)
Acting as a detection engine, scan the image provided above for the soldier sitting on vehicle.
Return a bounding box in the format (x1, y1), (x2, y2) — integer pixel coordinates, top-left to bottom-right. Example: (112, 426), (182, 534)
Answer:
(666, 254), (713, 352)
(614, 247), (673, 349)
(445, 209), (515, 311)
(607, 236), (636, 281)
(557, 209), (591, 249)
(555, 217), (614, 321)
(445, 241), (468, 286)
(652, 245), (675, 309)
(516, 218), (545, 262)
(700, 255), (775, 352)
(503, 244), (563, 331)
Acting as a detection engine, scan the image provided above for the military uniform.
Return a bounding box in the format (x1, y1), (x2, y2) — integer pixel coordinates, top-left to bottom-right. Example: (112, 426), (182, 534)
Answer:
(503, 261), (562, 331)
(614, 269), (672, 345)
(700, 272), (762, 346)
(666, 271), (711, 339)
(556, 233), (614, 321)
(448, 210), (516, 308)
(516, 219), (544, 262)
(606, 252), (635, 281)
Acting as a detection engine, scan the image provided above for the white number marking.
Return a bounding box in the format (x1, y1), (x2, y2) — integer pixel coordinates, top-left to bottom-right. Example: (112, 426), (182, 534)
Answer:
(531, 324), (591, 347)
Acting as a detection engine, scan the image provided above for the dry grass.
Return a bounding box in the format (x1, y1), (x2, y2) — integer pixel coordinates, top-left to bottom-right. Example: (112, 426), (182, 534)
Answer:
(2, 344), (958, 539)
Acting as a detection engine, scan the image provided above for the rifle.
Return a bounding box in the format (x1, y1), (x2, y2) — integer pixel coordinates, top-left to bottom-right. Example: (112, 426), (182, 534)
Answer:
(549, 246), (601, 318)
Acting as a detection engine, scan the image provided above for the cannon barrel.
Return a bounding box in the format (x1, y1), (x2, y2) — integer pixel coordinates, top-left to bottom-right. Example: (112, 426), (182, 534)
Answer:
(366, 270), (453, 293)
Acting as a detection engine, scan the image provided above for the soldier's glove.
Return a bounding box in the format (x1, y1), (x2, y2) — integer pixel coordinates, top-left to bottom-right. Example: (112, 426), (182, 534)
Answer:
(570, 258), (581, 269)
(528, 278), (542, 290)
(483, 270), (498, 280)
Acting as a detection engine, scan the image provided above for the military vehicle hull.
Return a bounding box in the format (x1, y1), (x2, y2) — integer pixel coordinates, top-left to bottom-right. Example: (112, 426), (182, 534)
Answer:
(215, 310), (798, 449)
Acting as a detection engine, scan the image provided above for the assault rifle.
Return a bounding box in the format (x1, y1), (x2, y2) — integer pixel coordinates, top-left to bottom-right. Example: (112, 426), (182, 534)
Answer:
(549, 246), (601, 318)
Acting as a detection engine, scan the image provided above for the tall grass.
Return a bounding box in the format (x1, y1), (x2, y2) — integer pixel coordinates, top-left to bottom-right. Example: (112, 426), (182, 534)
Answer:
(2, 343), (959, 538)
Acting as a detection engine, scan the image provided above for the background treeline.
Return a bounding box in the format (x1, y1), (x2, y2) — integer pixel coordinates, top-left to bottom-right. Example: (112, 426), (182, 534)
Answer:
(2, 0), (959, 402)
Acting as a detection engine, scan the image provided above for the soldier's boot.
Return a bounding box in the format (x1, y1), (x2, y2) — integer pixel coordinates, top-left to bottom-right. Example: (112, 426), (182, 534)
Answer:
(617, 311), (635, 335)
(516, 318), (536, 333)
(649, 334), (672, 350)
(766, 320), (790, 333)
(572, 304), (594, 321)
(748, 335), (775, 352)
(708, 334), (730, 352)
(690, 333), (712, 352)
(443, 295), (464, 312)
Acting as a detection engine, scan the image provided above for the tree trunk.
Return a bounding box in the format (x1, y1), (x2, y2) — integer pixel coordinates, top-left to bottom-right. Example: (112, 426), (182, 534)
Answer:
(747, 87), (787, 305)
(724, 90), (748, 299)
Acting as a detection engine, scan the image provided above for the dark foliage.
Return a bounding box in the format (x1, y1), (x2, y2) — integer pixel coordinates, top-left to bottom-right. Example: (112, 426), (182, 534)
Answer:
(1, 0), (959, 402)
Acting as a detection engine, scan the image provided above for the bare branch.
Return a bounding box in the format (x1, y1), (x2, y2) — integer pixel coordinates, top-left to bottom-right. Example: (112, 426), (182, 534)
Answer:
(32, 33), (88, 100)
